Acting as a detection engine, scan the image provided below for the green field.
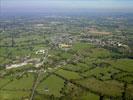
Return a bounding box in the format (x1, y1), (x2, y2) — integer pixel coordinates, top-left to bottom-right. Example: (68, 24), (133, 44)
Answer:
(111, 59), (133, 72)
(0, 78), (11, 88)
(3, 73), (34, 90)
(0, 91), (30, 100)
(76, 78), (124, 97)
(36, 75), (65, 97)
(83, 67), (120, 80)
(55, 69), (82, 80)
(62, 82), (99, 100)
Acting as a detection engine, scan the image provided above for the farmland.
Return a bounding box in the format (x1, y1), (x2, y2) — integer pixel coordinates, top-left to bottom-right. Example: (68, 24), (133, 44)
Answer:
(0, 14), (133, 100)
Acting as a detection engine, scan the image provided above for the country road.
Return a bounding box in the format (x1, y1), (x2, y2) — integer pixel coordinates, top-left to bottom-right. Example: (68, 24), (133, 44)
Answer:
(30, 49), (48, 100)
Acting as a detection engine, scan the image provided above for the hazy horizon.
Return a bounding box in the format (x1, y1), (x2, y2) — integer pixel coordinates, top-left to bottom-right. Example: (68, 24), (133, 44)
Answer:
(1, 0), (133, 16)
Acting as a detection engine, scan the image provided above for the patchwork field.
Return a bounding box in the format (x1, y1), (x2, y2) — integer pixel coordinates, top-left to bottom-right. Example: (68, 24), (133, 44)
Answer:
(36, 75), (65, 97)
(0, 14), (133, 100)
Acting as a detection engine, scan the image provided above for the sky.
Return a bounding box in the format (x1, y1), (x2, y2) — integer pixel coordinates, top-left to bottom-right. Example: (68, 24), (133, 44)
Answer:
(1, 0), (133, 14)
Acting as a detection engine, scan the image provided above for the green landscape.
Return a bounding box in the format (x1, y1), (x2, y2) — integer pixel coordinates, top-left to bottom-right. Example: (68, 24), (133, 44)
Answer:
(0, 0), (133, 100)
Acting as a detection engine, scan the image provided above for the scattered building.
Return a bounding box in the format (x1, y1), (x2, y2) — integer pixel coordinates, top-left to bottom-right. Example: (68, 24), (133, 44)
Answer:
(59, 44), (72, 49)
(36, 50), (46, 55)
(44, 87), (49, 92)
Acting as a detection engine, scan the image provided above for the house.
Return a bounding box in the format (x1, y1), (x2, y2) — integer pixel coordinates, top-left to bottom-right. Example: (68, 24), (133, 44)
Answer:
(36, 50), (45, 54)
(59, 44), (72, 49)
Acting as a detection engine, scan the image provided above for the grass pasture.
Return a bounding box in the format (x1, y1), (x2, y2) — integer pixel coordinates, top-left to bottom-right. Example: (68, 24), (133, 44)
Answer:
(75, 78), (124, 97)
(36, 75), (65, 97)
(0, 90), (30, 100)
(82, 67), (120, 80)
(111, 59), (133, 72)
(62, 63), (89, 73)
(0, 78), (11, 89)
(62, 82), (99, 100)
(3, 73), (34, 90)
(55, 69), (82, 80)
